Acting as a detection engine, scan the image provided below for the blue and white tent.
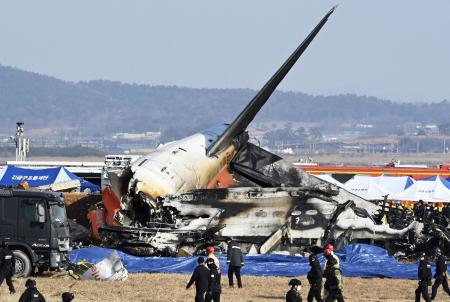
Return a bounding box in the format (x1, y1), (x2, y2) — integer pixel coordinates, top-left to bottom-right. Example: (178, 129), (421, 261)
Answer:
(393, 176), (450, 202)
(0, 166), (100, 192)
(321, 174), (416, 200)
(342, 175), (390, 200)
(375, 175), (416, 195)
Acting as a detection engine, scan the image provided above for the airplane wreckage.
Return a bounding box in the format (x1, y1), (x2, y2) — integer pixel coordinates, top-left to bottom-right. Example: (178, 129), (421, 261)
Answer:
(88, 7), (449, 258)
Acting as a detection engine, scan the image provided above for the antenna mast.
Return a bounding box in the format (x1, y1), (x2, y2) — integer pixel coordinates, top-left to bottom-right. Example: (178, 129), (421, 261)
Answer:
(13, 122), (29, 161)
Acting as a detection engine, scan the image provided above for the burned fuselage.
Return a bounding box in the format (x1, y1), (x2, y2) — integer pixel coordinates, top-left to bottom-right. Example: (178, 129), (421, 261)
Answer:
(107, 125), (238, 226)
(159, 185), (418, 244)
(101, 6), (338, 231)
(92, 6), (419, 256)
(99, 179), (418, 256)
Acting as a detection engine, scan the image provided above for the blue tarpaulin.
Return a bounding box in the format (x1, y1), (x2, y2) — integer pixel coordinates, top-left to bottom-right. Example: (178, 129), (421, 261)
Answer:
(0, 166), (100, 192)
(69, 244), (448, 279)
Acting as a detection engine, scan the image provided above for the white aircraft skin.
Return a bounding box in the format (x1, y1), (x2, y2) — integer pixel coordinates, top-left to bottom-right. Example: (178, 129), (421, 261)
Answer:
(126, 126), (236, 202)
(98, 7), (424, 257)
(118, 6), (339, 208)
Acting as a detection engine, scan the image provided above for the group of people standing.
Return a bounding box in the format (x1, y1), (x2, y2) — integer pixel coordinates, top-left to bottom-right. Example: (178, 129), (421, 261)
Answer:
(287, 244), (344, 302)
(413, 200), (450, 227)
(186, 239), (345, 302)
(186, 238), (244, 302)
(379, 199), (450, 229)
(415, 249), (450, 302)
(186, 238), (344, 302)
(0, 242), (75, 302)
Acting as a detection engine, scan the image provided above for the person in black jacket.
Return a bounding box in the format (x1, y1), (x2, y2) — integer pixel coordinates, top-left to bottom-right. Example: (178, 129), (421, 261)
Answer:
(415, 253), (432, 302)
(18, 279), (46, 302)
(205, 258), (221, 302)
(226, 238), (244, 288)
(431, 248), (450, 300)
(286, 278), (302, 302)
(187, 257), (210, 302)
(443, 204), (450, 221)
(307, 254), (323, 302)
(61, 292), (75, 302)
(441, 204), (450, 228)
(414, 200), (426, 223)
(0, 241), (15, 294)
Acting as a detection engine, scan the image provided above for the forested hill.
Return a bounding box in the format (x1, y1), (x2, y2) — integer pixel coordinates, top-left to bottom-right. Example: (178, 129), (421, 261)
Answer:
(1, 65), (449, 140)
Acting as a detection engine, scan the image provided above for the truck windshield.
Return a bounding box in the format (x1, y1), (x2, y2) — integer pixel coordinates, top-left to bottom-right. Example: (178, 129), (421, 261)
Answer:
(50, 204), (67, 224)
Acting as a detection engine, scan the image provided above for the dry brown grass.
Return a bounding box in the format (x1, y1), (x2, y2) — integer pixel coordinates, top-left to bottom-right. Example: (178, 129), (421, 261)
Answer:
(1, 273), (448, 302)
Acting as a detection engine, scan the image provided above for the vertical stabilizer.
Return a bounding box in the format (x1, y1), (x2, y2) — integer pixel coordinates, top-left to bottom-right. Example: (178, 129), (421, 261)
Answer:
(207, 6), (337, 156)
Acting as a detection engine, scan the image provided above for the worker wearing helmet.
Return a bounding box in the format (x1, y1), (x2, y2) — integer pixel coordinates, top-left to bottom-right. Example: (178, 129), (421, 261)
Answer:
(323, 244), (344, 302)
(18, 279), (46, 302)
(286, 278), (302, 302)
(323, 244), (340, 269)
(206, 246), (220, 270)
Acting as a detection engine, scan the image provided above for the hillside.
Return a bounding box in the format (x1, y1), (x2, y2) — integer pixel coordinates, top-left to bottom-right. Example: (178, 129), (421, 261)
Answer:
(1, 65), (449, 140)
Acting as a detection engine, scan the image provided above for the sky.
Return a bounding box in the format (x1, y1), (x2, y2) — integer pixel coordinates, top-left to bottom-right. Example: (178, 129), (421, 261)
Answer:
(0, 1), (449, 103)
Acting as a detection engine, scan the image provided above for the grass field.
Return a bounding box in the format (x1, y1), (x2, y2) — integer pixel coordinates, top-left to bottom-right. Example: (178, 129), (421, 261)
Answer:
(1, 273), (446, 302)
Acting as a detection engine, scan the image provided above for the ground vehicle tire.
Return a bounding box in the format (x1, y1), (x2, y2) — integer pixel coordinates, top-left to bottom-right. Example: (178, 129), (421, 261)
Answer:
(12, 250), (32, 277)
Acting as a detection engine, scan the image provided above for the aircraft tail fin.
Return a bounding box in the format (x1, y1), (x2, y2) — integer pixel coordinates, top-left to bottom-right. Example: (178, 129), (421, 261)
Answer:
(207, 6), (337, 156)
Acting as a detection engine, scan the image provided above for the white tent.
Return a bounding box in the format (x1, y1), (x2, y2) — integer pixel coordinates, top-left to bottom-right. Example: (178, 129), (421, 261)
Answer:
(375, 175), (415, 195)
(314, 174), (416, 200)
(312, 173), (450, 202)
(343, 175), (390, 200)
(314, 174), (345, 187)
(393, 176), (450, 202)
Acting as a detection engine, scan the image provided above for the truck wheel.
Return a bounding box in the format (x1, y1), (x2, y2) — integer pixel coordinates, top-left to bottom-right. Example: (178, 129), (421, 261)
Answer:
(13, 250), (32, 278)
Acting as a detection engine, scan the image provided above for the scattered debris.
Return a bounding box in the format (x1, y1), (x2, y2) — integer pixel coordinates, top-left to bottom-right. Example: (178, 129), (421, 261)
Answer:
(68, 250), (128, 281)
(85, 6), (445, 261)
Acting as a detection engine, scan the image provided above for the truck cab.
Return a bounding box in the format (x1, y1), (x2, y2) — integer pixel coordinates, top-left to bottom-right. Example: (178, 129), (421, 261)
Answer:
(0, 188), (70, 277)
